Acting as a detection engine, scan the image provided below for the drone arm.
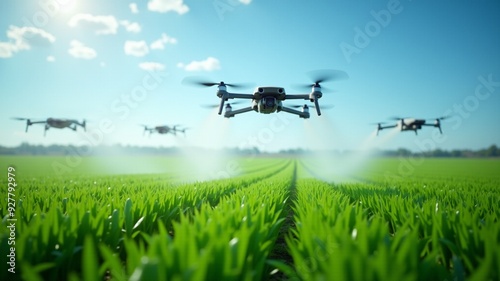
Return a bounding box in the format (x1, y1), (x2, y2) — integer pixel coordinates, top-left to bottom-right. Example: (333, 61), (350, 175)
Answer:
(380, 124), (398, 130)
(283, 94), (310, 100)
(280, 106), (310, 119)
(223, 106), (253, 118)
(217, 99), (226, 115)
(421, 123), (443, 134)
(226, 93), (254, 99)
(314, 99), (321, 116)
(142, 127), (152, 136)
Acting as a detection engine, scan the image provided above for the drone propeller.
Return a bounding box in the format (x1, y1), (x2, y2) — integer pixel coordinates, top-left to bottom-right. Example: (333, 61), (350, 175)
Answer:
(12, 117), (34, 132)
(369, 122), (389, 136)
(201, 101), (245, 109)
(290, 104), (334, 109)
(426, 116), (450, 121)
(426, 116), (449, 134)
(292, 69), (349, 90)
(139, 124), (151, 136)
(388, 116), (410, 121)
(182, 76), (254, 89)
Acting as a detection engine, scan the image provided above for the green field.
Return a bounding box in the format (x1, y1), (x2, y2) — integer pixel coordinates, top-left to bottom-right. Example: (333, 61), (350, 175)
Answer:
(1, 156), (499, 281)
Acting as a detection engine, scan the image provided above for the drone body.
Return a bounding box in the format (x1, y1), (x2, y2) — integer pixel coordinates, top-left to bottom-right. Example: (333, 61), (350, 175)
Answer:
(141, 125), (187, 136)
(184, 69), (348, 119)
(13, 117), (86, 136)
(219, 86), (313, 119)
(376, 117), (447, 135)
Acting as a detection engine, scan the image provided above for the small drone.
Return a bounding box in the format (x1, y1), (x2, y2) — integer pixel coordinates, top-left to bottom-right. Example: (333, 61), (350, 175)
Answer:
(12, 117), (86, 136)
(184, 69), (348, 119)
(374, 116), (448, 135)
(141, 124), (188, 136)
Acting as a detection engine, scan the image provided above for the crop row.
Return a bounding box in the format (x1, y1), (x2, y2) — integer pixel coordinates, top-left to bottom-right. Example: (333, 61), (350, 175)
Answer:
(286, 178), (499, 281)
(1, 157), (499, 280)
(0, 158), (294, 280)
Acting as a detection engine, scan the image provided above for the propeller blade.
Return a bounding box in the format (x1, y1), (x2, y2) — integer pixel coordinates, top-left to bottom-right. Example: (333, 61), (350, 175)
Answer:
(308, 69), (349, 84)
(182, 76), (254, 89)
(388, 116), (409, 121)
(427, 115), (450, 121)
(12, 117), (29, 121)
(290, 104), (334, 109)
(201, 101), (245, 108)
(292, 69), (349, 90)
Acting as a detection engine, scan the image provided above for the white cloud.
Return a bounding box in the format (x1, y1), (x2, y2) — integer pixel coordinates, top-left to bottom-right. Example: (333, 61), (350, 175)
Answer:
(47, 55), (55, 62)
(148, 0), (189, 14)
(0, 26), (56, 58)
(177, 57), (220, 72)
(68, 40), (97, 59)
(124, 40), (149, 57)
(139, 62), (165, 71)
(130, 3), (139, 14)
(0, 42), (15, 58)
(7, 26), (56, 49)
(68, 14), (119, 35)
(239, 0), (252, 4)
(150, 33), (177, 50)
(120, 20), (141, 33)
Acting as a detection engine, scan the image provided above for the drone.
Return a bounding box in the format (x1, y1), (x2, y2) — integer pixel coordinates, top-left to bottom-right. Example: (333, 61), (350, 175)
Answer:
(141, 124), (188, 136)
(12, 117), (86, 136)
(374, 116), (449, 136)
(183, 69), (348, 119)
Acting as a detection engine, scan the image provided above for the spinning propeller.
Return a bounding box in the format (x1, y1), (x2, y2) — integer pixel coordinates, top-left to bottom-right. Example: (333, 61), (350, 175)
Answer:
(12, 117), (32, 132)
(290, 104), (335, 109)
(427, 116), (450, 134)
(292, 69), (348, 116)
(201, 101), (245, 109)
(292, 69), (349, 90)
(182, 76), (254, 89)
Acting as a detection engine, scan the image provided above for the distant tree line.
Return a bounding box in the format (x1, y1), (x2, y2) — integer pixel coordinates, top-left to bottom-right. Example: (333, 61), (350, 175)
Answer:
(376, 145), (499, 158)
(0, 142), (498, 157)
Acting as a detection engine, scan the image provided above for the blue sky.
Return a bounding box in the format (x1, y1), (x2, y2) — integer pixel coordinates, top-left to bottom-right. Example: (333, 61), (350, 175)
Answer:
(1, 0), (499, 152)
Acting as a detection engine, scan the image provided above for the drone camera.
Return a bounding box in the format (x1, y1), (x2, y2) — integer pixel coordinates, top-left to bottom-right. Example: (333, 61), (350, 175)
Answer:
(278, 88), (284, 93)
(258, 88), (264, 93)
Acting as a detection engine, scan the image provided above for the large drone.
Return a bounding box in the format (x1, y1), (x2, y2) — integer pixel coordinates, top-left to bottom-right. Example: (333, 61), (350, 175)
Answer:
(12, 117), (86, 136)
(184, 69), (348, 119)
(141, 124), (188, 136)
(374, 117), (448, 136)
